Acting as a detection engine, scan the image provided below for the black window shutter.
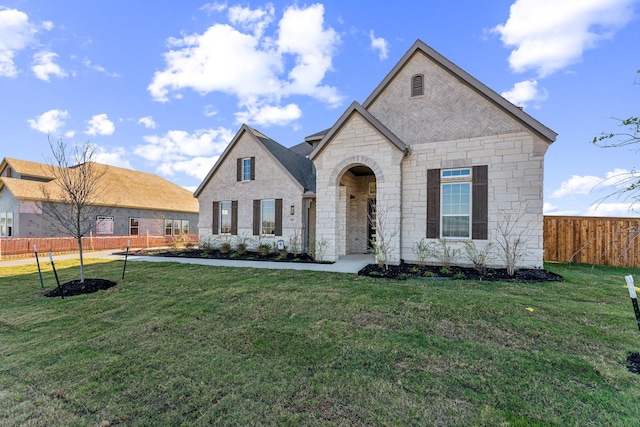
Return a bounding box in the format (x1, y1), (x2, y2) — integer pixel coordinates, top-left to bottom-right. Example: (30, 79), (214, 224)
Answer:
(275, 198), (283, 236)
(231, 200), (238, 235)
(253, 200), (260, 235)
(426, 169), (440, 238)
(236, 158), (241, 181)
(212, 201), (219, 234)
(250, 157), (256, 181)
(472, 165), (488, 240)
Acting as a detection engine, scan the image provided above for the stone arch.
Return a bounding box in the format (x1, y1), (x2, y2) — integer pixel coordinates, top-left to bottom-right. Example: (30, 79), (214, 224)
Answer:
(328, 155), (385, 187)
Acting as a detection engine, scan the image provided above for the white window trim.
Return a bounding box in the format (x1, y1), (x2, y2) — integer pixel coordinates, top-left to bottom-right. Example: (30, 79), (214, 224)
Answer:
(261, 199), (275, 236)
(242, 158), (252, 181)
(219, 201), (232, 234)
(440, 168), (472, 239)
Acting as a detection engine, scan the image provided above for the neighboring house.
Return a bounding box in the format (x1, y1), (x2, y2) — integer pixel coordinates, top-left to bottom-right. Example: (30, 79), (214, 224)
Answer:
(194, 125), (316, 251)
(196, 39), (556, 268)
(0, 157), (199, 238)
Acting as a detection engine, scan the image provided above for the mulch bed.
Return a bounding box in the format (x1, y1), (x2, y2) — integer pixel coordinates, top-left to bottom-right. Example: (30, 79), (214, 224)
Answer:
(44, 278), (117, 298)
(626, 352), (640, 374)
(358, 262), (563, 282)
(129, 248), (319, 263)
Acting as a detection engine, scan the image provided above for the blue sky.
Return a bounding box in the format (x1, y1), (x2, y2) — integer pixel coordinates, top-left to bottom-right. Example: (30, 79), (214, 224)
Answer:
(1, 0), (639, 217)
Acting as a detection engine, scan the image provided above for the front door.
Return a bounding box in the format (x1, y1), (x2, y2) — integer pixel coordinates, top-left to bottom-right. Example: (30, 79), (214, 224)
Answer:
(367, 198), (376, 250)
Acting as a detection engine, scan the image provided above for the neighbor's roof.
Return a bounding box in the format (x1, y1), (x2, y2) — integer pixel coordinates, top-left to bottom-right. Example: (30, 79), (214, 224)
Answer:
(0, 158), (198, 214)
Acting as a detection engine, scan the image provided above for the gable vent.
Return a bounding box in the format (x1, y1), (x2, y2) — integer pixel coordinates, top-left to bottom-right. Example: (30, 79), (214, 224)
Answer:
(411, 74), (424, 97)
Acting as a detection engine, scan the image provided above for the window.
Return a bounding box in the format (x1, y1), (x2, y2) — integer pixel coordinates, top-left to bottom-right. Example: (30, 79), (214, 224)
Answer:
(0, 212), (13, 237)
(411, 74), (424, 97)
(219, 201), (232, 233)
(212, 201), (237, 235)
(427, 166), (488, 240)
(261, 199), (275, 235)
(165, 219), (173, 236)
(253, 198), (282, 236)
(441, 169), (471, 238)
(181, 220), (189, 234)
(237, 157), (255, 181)
(129, 218), (140, 235)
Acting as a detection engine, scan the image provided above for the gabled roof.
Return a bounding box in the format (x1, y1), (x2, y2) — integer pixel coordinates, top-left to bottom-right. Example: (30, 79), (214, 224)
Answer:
(0, 158), (198, 214)
(363, 39), (557, 143)
(194, 125), (316, 197)
(309, 101), (407, 160)
(0, 157), (53, 180)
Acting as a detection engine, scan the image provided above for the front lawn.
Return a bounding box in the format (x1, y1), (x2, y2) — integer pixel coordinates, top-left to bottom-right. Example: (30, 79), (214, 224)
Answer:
(1, 259), (639, 426)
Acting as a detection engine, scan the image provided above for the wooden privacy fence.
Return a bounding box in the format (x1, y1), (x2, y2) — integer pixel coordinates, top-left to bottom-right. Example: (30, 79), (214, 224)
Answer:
(544, 216), (640, 267)
(0, 233), (199, 259)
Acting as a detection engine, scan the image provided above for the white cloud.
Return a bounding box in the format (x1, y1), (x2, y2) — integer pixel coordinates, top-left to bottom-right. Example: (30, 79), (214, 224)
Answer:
(32, 51), (67, 81)
(501, 79), (548, 108)
(369, 30), (388, 60)
(551, 168), (640, 199)
(0, 8), (37, 77)
(138, 116), (156, 129)
(82, 58), (119, 77)
(493, 0), (636, 77)
(95, 146), (132, 169)
(85, 113), (115, 136)
(228, 3), (274, 37)
(235, 103), (302, 126)
(585, 202), (639, 217)
(27, 109), (69, 133)
(134, 127), (234, 164)
(204, 104), (218, 117)
(551, 174), (604, 198)
(157, 156), (220, 180)
(41, 21), (54, 31)
(201, 2), (228, 14)
(148, 3), (342, 127)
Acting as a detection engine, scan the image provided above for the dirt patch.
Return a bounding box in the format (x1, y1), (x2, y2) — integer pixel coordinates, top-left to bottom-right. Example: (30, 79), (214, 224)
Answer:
(44, 278), (117, 298)
(358, 262), (563, 282)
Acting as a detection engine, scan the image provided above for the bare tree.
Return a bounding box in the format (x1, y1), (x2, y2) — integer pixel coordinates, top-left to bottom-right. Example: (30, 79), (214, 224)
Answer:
(368, 202), (399, 269)
(494, 207), (532, 276)
(42, 138), (109, 283)
(591, 70), (639, 208)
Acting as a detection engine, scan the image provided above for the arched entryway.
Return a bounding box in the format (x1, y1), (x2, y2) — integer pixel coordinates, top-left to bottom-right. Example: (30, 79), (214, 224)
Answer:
(337, 164), (377, 255)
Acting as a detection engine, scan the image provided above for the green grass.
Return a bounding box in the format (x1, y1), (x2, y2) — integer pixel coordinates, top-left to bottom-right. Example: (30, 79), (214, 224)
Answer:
(1, 259), (640, 426)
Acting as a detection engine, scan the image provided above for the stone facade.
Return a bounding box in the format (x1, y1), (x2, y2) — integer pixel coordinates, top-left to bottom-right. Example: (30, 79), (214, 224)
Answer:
(196, 40), (555, 269)
(310, 40), (555, 268)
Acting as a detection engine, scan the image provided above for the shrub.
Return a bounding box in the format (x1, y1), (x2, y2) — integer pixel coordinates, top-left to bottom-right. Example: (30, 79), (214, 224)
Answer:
(413, 238), (437, 266)
(220, 241), (232, 254)
(437, 239), (460, 270)
(464, 241), (494, 273)
(258, 243), (272, 256)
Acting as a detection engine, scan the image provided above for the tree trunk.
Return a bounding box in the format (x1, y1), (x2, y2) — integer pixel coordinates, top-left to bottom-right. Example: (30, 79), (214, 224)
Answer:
(78, 237), (85, 284)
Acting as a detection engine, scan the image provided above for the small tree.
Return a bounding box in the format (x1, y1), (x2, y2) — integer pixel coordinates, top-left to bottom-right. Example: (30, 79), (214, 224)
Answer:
(368, 202), (399, 269)
(42, 138), (109, 283)
(494, 208), (531, 276)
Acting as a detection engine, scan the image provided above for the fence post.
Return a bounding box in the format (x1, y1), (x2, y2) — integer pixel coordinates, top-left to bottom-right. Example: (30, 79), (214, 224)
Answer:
(625, 275), (640, 332)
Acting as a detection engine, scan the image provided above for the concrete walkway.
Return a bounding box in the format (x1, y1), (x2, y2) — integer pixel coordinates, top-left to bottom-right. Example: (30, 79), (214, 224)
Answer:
(0, 251), (373, 274)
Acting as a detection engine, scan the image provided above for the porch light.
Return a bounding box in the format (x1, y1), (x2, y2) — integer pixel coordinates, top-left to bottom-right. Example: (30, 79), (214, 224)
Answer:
(291, 205), (295, 215)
